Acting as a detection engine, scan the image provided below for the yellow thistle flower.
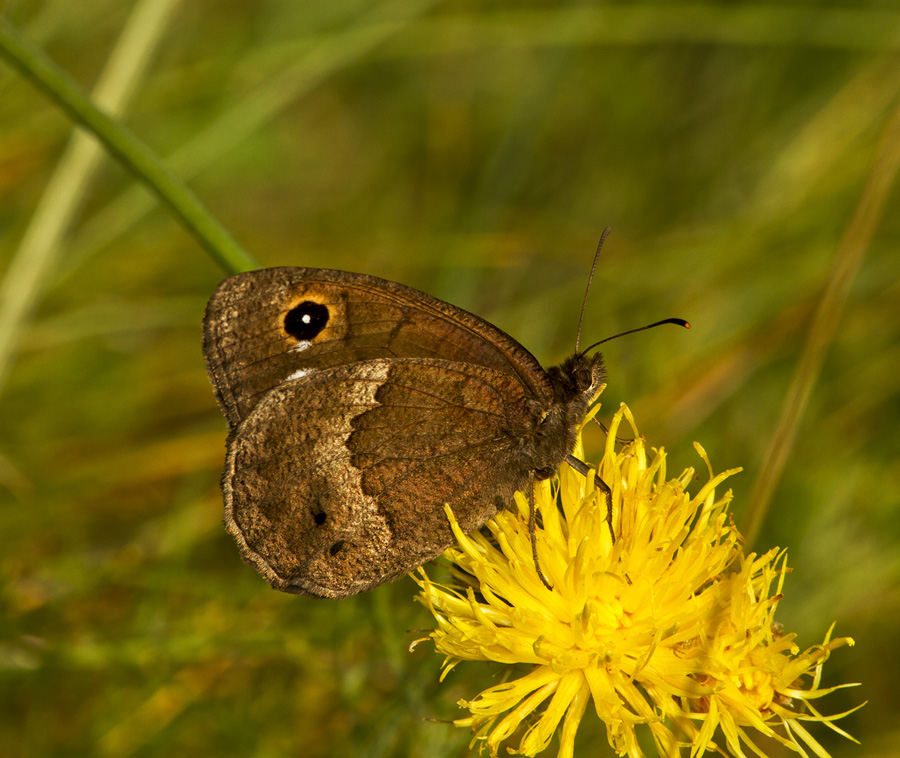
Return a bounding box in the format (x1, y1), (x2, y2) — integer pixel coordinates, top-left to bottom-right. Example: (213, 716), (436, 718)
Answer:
(413, 403), (859, 758)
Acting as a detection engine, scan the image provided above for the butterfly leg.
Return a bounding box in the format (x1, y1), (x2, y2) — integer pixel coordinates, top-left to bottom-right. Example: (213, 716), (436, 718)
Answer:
(596, 474), (613, 528)
(565, 454), (613, 528)
(528, 471), (554, 591)
(591, 415), (633, 445)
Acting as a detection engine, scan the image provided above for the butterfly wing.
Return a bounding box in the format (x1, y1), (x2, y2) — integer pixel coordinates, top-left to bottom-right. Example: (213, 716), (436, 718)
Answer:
(224, 358), (539, 598)
(202, 267), (551, 428)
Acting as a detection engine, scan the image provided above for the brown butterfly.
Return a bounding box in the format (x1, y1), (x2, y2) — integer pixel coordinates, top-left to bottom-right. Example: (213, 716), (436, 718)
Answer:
(202, 248), (686, 598)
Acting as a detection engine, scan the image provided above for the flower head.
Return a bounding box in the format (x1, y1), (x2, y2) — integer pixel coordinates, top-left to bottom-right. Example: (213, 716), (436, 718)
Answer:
(414, 404), (858, 758)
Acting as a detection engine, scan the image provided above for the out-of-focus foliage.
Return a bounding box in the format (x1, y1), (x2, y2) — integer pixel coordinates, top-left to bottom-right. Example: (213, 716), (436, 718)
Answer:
(1, 1), (896, 756)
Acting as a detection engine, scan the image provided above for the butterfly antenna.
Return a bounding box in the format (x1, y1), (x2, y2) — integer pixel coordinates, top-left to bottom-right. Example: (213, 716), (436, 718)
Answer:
(574, 227), (612, 354)
(580, 317), (690, 356)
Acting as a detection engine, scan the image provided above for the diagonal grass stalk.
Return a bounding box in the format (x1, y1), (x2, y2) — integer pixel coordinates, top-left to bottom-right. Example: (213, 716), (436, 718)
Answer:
(0, 0), (185, 392)
(743, 94), (900, 545)
(58, 0), (440, 280)
(0, 15), (259, 291)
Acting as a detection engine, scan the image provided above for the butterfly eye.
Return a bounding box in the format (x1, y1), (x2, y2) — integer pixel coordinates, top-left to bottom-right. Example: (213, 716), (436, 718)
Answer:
(284, 301), (329, 340)
(575, 367), (593, 390)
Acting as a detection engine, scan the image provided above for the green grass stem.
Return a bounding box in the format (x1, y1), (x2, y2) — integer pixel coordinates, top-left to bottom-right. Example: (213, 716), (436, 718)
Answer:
(0, 0), (183, 392)
(743, 94), (900, 546)
(0, 17), (258, 278)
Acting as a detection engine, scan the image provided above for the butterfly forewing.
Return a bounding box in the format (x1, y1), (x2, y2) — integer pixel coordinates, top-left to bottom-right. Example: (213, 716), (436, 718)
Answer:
(202, 267), (552, 428)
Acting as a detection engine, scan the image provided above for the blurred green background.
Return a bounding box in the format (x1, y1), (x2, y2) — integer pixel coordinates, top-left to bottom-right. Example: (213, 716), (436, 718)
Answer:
(1, 1), (898, 756)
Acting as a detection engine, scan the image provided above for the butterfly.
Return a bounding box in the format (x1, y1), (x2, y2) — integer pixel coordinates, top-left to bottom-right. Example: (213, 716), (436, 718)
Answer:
(202, 244), (686, 598)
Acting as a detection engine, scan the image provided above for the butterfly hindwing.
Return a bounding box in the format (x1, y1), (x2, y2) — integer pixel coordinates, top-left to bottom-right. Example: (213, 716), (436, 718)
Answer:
(223, 358), (539, 598)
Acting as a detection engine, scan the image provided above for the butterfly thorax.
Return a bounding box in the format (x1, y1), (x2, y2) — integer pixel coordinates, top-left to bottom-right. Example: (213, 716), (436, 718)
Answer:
(511, 352), (605, 480)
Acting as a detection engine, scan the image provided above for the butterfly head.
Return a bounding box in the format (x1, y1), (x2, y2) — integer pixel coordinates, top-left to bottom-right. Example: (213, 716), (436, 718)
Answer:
(549, 351), (606, 405)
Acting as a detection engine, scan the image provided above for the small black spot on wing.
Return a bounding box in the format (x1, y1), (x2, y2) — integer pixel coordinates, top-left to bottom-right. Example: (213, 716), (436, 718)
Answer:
(329, 540), (345, 556)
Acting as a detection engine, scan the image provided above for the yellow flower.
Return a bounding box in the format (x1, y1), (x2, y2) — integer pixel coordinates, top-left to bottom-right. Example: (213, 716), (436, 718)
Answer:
(413, 404), (859, 758)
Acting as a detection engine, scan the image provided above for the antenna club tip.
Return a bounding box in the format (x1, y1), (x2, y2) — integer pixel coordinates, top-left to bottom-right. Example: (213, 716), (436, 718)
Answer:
(682, 320), (691, 330)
